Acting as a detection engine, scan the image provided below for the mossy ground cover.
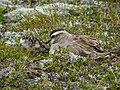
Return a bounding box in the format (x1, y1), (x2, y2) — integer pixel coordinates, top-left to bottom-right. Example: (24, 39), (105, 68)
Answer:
(0, 0), (120, 90)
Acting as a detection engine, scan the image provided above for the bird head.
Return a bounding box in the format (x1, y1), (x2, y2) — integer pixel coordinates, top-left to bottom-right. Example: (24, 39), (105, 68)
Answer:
(46, 29), (70, 45)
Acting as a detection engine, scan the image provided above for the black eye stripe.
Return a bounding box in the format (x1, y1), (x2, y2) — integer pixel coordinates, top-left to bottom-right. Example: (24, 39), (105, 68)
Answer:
(51, 32), (63, 38)
(51, 35), (55, 38)
(50, 29), (64, 36)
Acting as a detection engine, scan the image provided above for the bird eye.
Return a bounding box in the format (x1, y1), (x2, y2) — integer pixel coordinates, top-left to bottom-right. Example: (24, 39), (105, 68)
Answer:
(51, 35), (55, 38)
(26, 36), (28, 39)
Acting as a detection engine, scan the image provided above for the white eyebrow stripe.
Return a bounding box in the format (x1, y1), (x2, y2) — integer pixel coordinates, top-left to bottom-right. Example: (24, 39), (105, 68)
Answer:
(51, 31), (66, 36)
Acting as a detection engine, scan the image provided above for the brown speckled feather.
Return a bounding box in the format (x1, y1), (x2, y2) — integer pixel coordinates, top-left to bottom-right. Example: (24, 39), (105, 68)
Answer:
(73, 35), (104, 53)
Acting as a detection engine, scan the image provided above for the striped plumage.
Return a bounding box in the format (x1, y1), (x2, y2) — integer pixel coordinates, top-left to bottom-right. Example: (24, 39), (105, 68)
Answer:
(20, 34), (47, 51)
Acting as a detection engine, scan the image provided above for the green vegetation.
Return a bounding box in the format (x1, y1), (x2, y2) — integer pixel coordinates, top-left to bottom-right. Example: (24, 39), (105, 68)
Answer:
(0, 0), (120, 90)
(0, 7), (5, 24)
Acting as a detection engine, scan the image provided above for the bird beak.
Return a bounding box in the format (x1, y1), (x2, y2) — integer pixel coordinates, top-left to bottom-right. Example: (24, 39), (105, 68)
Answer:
(45, 39), (51, 44)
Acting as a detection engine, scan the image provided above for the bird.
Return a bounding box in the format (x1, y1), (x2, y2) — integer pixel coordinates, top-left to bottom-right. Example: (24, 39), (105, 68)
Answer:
(46, 29), (108, 59)
(20, 34), (48, 52)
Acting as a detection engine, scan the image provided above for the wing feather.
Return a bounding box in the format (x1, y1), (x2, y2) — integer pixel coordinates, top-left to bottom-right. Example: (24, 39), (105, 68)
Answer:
(67, 43), (91, 57)
(72, 35), (104, 53)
